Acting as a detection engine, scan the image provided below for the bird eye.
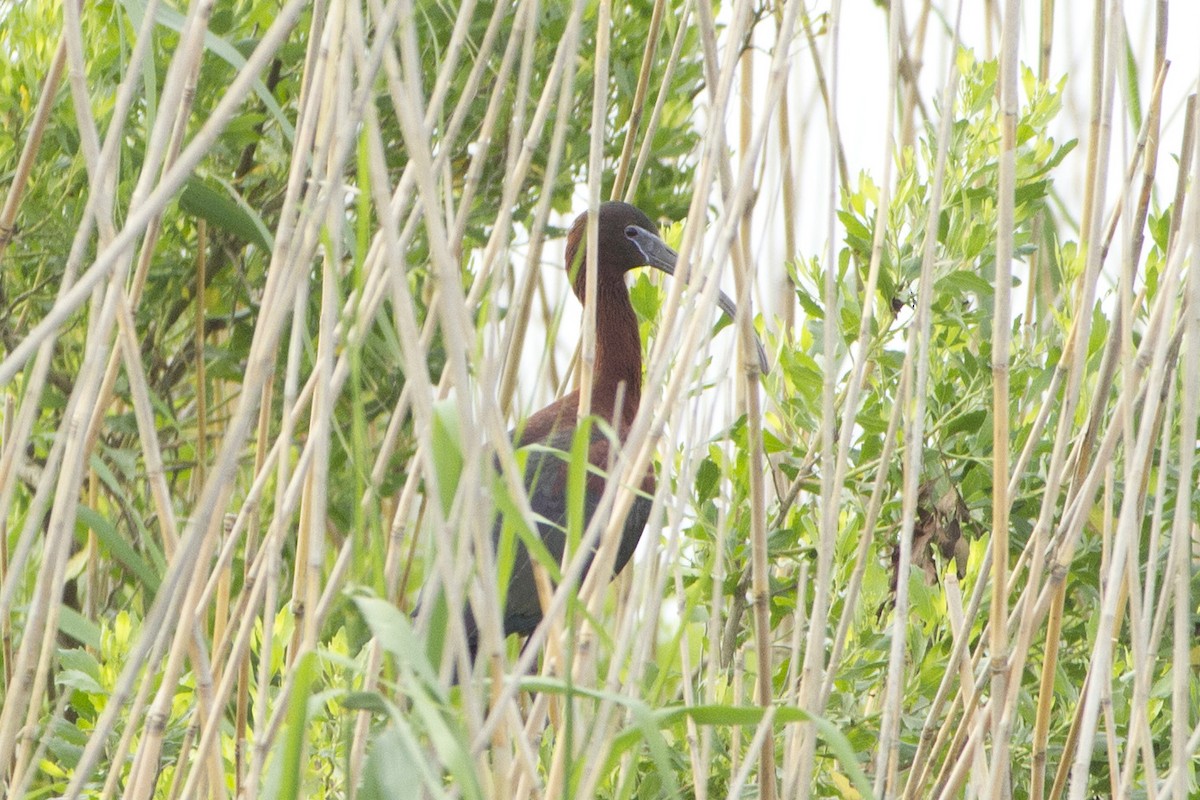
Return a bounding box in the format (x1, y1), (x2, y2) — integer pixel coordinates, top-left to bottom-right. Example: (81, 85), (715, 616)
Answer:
(624, 226), (637, 239)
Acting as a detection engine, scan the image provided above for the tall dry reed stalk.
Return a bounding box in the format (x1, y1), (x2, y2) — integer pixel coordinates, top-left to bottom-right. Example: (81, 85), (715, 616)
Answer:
(0, 0), (1197, 798)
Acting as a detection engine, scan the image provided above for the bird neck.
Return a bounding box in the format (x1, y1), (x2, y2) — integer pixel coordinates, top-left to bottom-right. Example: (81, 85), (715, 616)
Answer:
(590, 279), (642, 428)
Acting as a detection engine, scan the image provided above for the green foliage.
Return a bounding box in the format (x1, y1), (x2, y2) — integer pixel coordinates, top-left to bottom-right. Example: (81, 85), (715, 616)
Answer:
(2, 0), (716, 792)
(3, 0), (1195, 791)
(666, 48), (1187, 798)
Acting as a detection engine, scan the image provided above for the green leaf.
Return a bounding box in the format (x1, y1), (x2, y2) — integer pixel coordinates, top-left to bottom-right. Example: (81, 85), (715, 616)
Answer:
(1014, 178), (1050, 208)
(342, 691), (391, 714)
(57, 668), (105, 695)
(944, 409), (987, 439)
(354, 596), (445, 691)
(838, 210), (871, 245)
(430, 399), (464, 516)
(503, 678), (871, 797)
(629, 272), (663, 321)
(275, 650), (318, 800)
(359, 726), (422, 800)
(123, 0), (296, 140)
(179, 177), (273, 252)
(57, 648), (103, 684)
(935, 270), (994, 298)
(76, 505), (160, 594)
(1124, 34), (1142, 133)
(796, 285), (825, 319)
(58, 607), (103, 651)
(694, 457), (720, 504)
(565, 419), (594, 554)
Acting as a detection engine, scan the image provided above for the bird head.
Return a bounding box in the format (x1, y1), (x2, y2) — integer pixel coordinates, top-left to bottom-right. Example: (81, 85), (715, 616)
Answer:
(564, 202), (677, 298)
(561, 201), (770, 374)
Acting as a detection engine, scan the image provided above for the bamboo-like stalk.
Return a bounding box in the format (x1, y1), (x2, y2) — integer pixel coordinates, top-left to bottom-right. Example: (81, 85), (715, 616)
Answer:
(287, 0), (347, 675)
(798, 4), (849, 192)
(986, 2), (1019, 794)
(627, 0), (694, 202)
(1067, 154), (1196, 800)
(0, 42), (66, 266)
(497, 0), (570, 418)
(1114, 19), (1169, 790)
(59, 3), (334, 792)
(0, 0), (164, 619)
(0, 395), (9, 691)
(897, 1), (932, 153)
(9, 692), (71, 800)
(540, 0), (612, 791)
(873, 0), (965, 785)
(611, 0), (664, 202)
(773, 52), (797, 333)
(0, 0), (173, 763)
(5, 0), (1200, 796)
(478, 0), (592, 424)
(576, 0), (610, 428)
(1023, 3), (1119, 792)
(1026, 0), (1054, 341)
(349, 0), (523, 776)
(818, 0), (908, 718)
(194, 224), (209, 503)
(780, 561), (809, 798)
(793, 0), (844, 789)
(1165, 95), (1200, 800)
(733, 13), (777, 800)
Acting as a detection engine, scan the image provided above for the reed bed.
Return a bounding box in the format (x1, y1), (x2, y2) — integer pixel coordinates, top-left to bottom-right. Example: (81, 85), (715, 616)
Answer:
(0, 0), (1197, 797)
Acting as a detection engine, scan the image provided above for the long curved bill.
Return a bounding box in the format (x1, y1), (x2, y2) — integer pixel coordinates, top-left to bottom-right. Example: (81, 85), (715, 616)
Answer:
(632, 227), (770, 375)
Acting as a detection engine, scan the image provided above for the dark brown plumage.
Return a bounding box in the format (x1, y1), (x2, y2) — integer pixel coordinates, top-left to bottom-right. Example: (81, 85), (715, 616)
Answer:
(465, 201), (764, 659)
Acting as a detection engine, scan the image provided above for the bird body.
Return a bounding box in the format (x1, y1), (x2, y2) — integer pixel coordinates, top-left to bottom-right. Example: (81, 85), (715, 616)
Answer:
(463, 203), (661, 655)
(463, 201), (764, 660)
(489, 424), (654, 642)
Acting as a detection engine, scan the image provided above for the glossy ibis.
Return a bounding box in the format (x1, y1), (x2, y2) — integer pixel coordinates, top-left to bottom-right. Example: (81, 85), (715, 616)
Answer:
(464, 201), (766, 661)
